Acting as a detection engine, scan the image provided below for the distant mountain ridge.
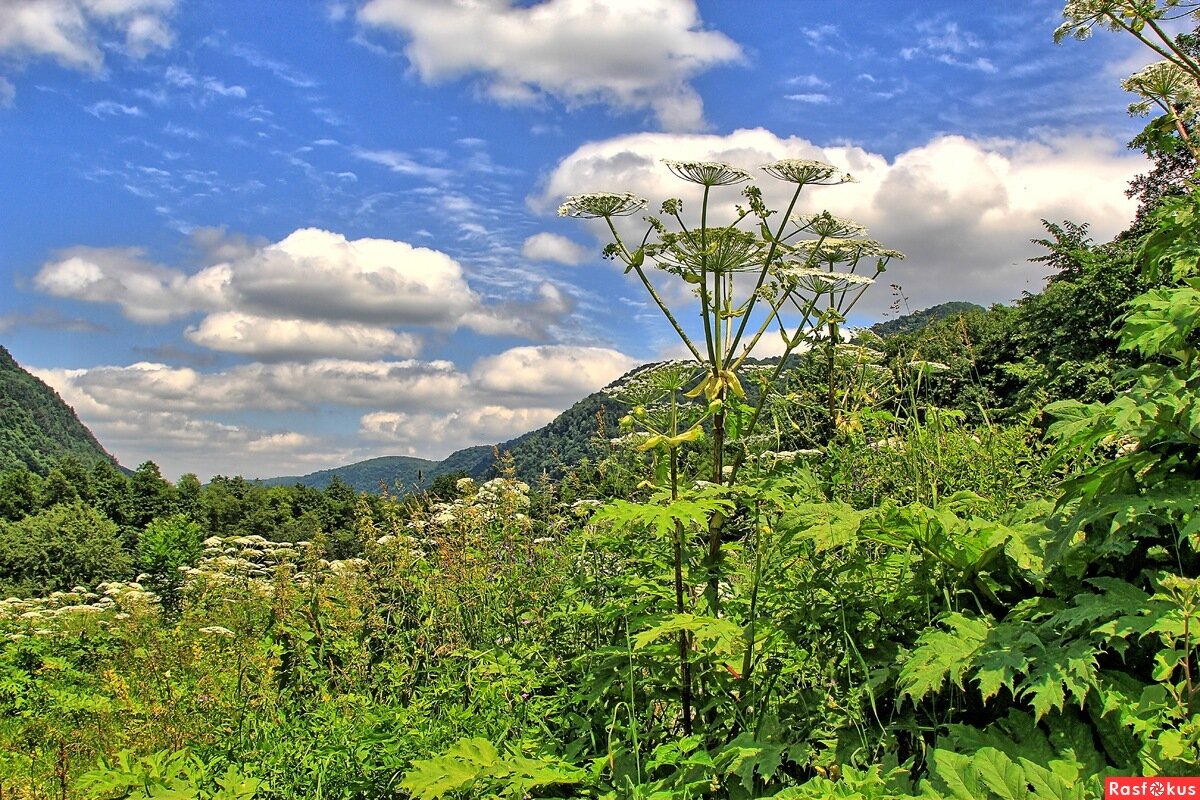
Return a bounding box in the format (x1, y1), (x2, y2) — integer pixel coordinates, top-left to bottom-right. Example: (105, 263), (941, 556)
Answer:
(870, 301), (985, 338)
(0, 345), (119, 474)
(258, 304), (986, 492)
(260, 395), (626, 492)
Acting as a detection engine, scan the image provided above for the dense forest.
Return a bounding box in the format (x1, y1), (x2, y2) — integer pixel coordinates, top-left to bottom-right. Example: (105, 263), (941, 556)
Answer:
(0, 346), (117, 475)
(2, 5), (1200, 799)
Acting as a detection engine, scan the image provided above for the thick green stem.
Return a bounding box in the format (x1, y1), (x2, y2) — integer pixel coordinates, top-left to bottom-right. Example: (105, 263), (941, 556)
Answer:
(727, 301), (818, 485)
(727, 183), (806, 358)
(605, 216), (704, 362)
(826, 315), (838, 440)
(698, 186), (719, 367)
(670, 449), (693, 736)
(1142, 15), (1200, 80)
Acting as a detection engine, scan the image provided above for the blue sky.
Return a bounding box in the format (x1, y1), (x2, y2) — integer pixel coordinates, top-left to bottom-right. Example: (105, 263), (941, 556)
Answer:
(0, 0), (1163, 479)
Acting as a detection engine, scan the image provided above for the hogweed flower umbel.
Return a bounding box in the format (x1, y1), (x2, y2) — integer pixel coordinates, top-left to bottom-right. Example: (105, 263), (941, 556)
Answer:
(761, 158), (854, 185)
(557, 192), (647, 219)
(791, 212), (867, 239)
(663, 159), (752, 187)
(1122, 60), (1200, 115)
(780, 266), (876, 293)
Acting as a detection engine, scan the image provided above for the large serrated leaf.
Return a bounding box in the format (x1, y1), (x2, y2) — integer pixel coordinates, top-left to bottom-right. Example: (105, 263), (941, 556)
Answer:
(972, 748), (1033, 800)
(899, 613), (990, 702)
(400, 739), (499, 800)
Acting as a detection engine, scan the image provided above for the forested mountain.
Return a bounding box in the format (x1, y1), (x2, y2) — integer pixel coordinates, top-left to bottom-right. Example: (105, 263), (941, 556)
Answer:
(258, 301), (1009, 493)
(261, 382), (630, 490)
(0, 345), (117, 474)
(869, 301), (984, 337)
(261, 455), (443, 493)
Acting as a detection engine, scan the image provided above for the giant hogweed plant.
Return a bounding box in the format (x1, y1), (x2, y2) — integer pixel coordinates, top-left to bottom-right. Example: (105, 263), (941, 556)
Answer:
(556, 161), (901, 738)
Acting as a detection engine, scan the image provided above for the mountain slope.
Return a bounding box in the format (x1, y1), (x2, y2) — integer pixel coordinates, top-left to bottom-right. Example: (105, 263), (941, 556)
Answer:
(260, 303), (988, 492)
(258, 447), (500, 494)
(0, 346), (118, 474)
(870, 301), (985, 338)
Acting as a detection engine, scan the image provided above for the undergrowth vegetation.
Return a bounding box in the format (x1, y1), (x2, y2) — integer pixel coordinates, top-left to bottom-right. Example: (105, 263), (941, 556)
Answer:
(2, 3), (1200, 798)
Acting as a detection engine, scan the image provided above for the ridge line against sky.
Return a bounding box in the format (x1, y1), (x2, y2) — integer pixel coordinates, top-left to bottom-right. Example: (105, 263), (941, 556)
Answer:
(0, 0), (1164, 480)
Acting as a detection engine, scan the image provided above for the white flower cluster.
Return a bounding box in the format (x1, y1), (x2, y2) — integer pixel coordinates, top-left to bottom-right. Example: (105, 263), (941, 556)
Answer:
(191, 534), (374, 587)
(191, 534), (304, 584)
(428, 477), (532, 530)
(1, 582), (159, 639)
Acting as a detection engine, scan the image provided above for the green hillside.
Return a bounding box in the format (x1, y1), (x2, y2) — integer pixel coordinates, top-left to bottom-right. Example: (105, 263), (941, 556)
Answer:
(258, 300), (990, 494)
(0, 345), (118, 474)
(870, 301), (985, 338)
(259, 455), (439, 493)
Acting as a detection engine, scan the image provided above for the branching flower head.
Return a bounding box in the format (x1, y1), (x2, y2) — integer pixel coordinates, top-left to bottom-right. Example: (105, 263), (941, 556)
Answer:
(1122, 60), (1200, 115)
(792, 211), (867, 239)
(780, 265), (875, 293)
(663, 159), (752, 187)
(557, 192), (647, 219)
(652, 226), (766, 277)
(791, 237), (901, 267)
(761, 159), (854, 186)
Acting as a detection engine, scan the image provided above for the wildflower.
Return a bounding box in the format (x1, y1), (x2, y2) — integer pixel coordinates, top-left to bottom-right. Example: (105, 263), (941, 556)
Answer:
(793, 237), (902, 265)
(781, 266), (875, 293)
(199, 625), (236, 638)
(907, 360), (950, 374)
(1122, 60), (1200, 115)
(791, 212), (866, 239)
(662, 159), (752, 187)
(557, 192), (647, 219)
(653, 226), (766, 275)
(761, 159), (854, 186)
(533, 536), (554, 545)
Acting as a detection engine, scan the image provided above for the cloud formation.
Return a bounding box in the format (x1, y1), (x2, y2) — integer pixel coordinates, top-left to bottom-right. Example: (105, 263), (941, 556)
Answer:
(33, 228), (575, 351)
(185, 312), (422, 360)
(521, 232), (589, 265)
(0, 0), (175, 93)
(355, 0), (741, 130)
(534, 127), (1143, 319)
(33, 344), (635, 477)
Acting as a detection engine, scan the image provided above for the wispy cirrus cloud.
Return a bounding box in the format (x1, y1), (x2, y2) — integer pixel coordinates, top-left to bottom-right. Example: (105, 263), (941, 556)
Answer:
(901, 20), (998, 74)
(85, 99), (143, 117)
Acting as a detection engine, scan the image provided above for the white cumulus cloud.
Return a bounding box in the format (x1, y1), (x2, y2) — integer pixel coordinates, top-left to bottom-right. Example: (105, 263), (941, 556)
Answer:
(0, 0), (176, 72)
(533, 127), (1143, 319)
(32, 342), (637, 476)
(521, 232), (589, 265)
(355, 0), (742, 130)
(185, 312), (422, 360)
(471, 345), (636, 402)
(33, 228), (575, 353)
